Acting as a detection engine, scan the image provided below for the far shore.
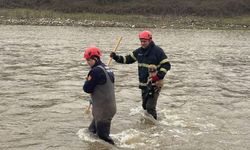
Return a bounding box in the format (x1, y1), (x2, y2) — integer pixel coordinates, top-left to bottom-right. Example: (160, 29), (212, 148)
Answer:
(0, 9), (249, 30)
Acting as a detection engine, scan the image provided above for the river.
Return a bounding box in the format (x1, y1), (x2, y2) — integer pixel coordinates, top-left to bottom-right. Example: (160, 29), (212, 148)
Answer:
(0, 25), (249, 150)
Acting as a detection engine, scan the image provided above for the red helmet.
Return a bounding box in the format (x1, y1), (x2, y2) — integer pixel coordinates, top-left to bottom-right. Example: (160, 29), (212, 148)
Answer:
(84, 47), (102, 59)
(139, 30), (152, 40)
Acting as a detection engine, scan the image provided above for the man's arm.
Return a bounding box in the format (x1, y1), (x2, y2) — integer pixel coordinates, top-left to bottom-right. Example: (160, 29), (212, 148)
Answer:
(110, 51), (137, 64)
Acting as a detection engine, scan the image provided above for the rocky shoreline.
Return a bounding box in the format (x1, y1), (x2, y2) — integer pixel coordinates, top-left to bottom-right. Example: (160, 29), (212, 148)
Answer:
(0, 17), (128, 27)
(0, 16), (249, 30)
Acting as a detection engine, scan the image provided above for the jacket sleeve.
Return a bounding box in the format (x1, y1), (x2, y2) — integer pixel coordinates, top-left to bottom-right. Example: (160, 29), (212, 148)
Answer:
(114, 51), (137, 64)
(157, 50), (171, 80)
(83, 67), (105, 93)
(83, 70), (97, 93)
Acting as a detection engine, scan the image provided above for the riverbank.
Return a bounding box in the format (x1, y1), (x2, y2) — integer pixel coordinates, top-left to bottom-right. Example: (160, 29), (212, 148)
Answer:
(0, 9), (249, 30)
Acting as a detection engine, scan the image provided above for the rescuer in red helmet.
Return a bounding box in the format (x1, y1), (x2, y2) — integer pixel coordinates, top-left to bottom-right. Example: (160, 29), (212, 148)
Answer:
(110, 30), (171, 120)
(83, 46), (116, 145)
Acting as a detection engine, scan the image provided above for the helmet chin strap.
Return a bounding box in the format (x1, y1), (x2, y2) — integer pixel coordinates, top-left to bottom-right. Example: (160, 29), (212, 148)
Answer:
(92, 56), (100, 62)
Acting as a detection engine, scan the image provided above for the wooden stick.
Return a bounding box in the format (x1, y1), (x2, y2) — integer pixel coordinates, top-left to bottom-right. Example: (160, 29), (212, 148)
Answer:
(84, 103), (91, 114)
(107, 36), (122, 66)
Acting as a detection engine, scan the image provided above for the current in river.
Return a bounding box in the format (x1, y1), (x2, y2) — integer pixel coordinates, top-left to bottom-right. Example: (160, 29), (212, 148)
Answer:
(0, 25), (249, 150)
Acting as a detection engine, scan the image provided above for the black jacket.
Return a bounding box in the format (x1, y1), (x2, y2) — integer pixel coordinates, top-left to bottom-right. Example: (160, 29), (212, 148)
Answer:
(83, 60), (114, 93)
(114, 41), (171, 89)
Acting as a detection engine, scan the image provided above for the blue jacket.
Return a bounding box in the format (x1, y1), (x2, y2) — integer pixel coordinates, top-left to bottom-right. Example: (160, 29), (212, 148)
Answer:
(114, 41), (171, 89)
(83, 60), (114, 93)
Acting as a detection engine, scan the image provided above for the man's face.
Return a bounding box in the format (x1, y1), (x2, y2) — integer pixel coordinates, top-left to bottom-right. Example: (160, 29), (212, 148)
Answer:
(140, 39), (151, 48)
(86, 58), (96, 67)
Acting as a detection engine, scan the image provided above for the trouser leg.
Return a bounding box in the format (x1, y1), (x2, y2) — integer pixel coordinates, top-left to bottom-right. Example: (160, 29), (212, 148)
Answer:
(146, 92), (159, 119)
(142, 90), (148, 110)
(88, 119), (96, 134)
(142, 89), (159, 120)
(96, 119), (115, 145)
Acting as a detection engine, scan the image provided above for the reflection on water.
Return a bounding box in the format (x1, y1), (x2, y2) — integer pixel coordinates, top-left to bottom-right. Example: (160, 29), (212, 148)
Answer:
(0, 25), (250, 150)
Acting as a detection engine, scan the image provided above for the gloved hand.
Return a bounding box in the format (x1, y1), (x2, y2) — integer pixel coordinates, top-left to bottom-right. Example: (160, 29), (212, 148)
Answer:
(155, 80), (163, 93)
(110, 52), (119, 61)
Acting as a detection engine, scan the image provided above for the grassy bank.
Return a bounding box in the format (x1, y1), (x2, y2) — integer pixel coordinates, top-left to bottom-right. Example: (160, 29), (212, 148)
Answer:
(0, 8), (249, 30)
(1, 0), (250, 17)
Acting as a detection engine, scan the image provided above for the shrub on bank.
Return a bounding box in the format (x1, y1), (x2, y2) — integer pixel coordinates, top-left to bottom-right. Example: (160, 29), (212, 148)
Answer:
(0, 0), (250, 17)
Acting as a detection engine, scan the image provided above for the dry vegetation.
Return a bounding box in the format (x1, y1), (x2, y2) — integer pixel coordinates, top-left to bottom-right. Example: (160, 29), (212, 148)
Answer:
(1, 0), (250, 17)
(0, 0), (249, 29)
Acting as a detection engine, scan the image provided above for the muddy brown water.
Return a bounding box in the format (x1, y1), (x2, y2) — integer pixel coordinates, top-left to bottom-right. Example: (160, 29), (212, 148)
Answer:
(0, 25), (249, 150)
